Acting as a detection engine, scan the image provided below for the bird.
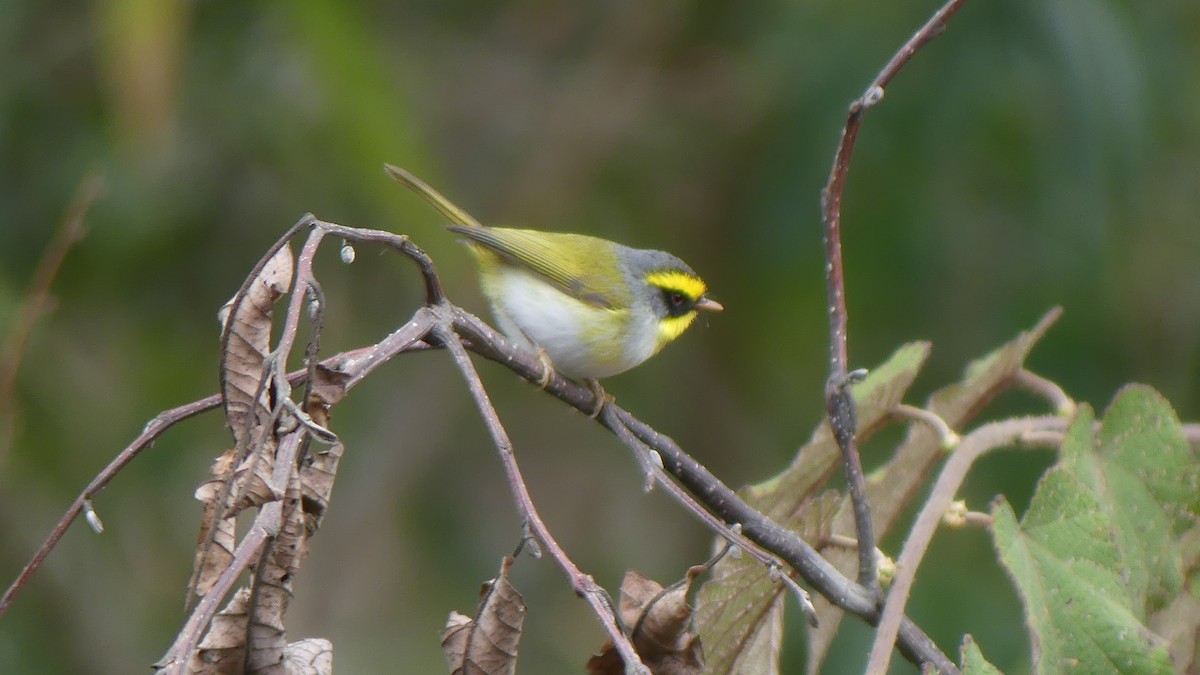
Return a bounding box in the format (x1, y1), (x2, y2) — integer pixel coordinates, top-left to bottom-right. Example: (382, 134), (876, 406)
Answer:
(385, 164), (722, 412)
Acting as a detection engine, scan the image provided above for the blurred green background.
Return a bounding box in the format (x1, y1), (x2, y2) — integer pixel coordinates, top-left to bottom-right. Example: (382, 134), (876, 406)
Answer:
(2, 0), (1198, 672)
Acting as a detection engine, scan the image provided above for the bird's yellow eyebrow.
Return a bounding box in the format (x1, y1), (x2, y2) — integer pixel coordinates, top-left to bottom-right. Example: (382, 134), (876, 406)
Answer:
(643, 270), (707, 301)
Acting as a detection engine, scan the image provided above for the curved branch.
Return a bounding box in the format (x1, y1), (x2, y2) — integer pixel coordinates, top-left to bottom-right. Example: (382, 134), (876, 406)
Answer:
(864, 416), (1066, 673)
(818, 0), (971, 595)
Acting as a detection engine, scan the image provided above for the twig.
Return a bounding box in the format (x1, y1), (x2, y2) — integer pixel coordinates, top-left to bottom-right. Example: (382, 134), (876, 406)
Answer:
(892, 404), (959, 450)
(0, 393), (217, 617)
(0, 172), (104, 452)
(1013, 369), (1076, 416)
(864, 416), (1066, 673)
(812, 0), (1054, 643)
(433, 320), (649, 674)
(599, 406), (819, 626)
(817, 0), (970, 597)
(1185, 424), (1200, 450)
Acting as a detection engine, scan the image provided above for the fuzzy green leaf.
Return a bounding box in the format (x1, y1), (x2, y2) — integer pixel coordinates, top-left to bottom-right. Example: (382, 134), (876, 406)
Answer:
(960, 635), (1002, 675)
(992, 386), (1199, 675)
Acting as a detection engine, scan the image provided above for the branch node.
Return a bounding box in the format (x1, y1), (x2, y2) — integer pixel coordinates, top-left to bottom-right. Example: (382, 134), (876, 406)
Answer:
(944, 501), (994, 529)
(893, 404), (960, 450)
(876, 551), (896, 588)
(862, 85), (886, 107)
(517, 521), (543, 560)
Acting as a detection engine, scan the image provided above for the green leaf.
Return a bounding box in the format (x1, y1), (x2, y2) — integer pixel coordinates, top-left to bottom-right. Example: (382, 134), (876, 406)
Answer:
(693, 491), (839, 675)
(744, 340), (932, 519)
(960, 635), (1002, 675)
(992, 385), (1199, 675)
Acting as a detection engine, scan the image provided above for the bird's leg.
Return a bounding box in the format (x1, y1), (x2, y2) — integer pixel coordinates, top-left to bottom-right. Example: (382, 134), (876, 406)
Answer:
(533, 345), (554, 390)
(585, 378), (612, 419)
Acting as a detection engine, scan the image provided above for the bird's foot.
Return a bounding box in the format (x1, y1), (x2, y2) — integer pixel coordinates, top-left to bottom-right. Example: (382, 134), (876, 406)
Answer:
(585, 378), (613, 419)
(534, 347), (554, 389)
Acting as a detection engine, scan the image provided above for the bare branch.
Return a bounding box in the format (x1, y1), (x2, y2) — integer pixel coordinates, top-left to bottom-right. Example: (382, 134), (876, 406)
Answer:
(865, 416), (1066, 673)
(433, 320), (649, 674)
(0, 171), (104, 454)
(0, 392), (218, 618)
(891, 404), (960, 450)
(600, 406), (819, 626)
(817, 0), (971, 596)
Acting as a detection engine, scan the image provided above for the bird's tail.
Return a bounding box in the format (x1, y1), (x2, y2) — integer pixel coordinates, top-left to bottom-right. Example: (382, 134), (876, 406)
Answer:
(384, 163), (483, 229)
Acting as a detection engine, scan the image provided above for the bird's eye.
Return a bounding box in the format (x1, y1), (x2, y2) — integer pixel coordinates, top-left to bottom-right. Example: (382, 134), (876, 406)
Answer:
(661, 289), (692, 317)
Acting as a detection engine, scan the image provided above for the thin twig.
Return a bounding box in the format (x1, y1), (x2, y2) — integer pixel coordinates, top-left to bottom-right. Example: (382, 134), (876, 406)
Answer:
(600, 406), (819, 625)
(892, 404), (959, 450)
(0, 172), (104, 453)
(1013, 369), (1076, 416)
(0, 393), (217, 617)
(818, 0), (971, 597)
(864, 416), (1065, 673)
(1185, 424), (1200, 450)
(434, 319), (649, 674)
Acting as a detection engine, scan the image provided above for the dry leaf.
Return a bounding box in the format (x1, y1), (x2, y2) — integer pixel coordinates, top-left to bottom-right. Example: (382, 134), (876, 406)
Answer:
(587, 568), (704, 675)
(299, 441), (342, 536)
(191, 244), (294, 607)
(245, 469), (309, 672)
(220, 244), (293, 447)
(299, 364), (350, 535)
(442, 557), (526, 675)
(282, 638), (333, 675)
(187, 436), (281, 606)
(304, 364), (350, 428)
(188, 588), (252, 674)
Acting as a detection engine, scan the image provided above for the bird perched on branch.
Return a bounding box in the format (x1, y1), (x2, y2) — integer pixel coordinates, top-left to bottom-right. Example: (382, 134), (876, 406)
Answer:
(386, 164), (722, 413)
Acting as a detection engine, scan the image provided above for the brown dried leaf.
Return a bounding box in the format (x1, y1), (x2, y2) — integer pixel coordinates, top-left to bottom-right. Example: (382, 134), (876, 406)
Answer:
(304, 364), (350, 428)
(282, 638), (333, 675)
(220, 244), (293, 447)
(442, 556), (526, 675)
(299, 442), (342, 536)
(187, 449), (241, 603)
(187, 434), (282, 606)
(188, 587), (252, 674)
(298, 364), (350, 535)
(246, 469), (309, 672)
(587, 568), (704, 675)
(186, 500), (236, 602)
(226, 441), (280, 512)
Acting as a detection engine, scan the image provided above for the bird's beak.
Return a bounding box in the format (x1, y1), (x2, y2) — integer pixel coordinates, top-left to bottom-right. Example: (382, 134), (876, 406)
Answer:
(695, 297), (724, 312)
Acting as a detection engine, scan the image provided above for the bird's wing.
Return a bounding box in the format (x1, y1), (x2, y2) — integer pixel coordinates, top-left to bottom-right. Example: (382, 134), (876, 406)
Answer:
(447, 226), (629, 309)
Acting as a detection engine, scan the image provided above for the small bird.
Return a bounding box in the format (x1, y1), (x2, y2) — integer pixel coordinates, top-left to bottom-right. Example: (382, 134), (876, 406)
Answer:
(385, 164), (722, 406)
